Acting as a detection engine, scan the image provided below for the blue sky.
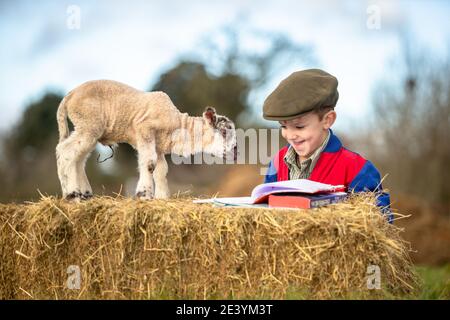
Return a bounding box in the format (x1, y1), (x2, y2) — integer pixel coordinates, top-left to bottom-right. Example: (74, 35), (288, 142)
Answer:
(0, 0), (449, 133)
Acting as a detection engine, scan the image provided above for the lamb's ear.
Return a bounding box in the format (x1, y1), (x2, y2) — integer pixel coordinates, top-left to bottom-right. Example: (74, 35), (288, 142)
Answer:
(203, 106), (217, 126)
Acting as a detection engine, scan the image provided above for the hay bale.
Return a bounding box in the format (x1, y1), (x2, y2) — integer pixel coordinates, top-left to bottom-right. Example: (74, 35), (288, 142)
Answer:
(0, 194), (419, 299)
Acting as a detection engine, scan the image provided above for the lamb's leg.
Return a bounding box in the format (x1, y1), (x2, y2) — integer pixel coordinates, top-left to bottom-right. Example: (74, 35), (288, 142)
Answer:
(56, 141), (69, 197)
(56, 131), (97, 200)
(154, 153), (170, 199)
(135, 136), (157, 200)
(76, 142), (96, 200)
(56, 134), (81, 199)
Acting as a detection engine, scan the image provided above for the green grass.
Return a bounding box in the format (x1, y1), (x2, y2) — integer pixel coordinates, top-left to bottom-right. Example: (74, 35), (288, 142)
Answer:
(283, 264), (450, 300)
(415, 264), (450, 299)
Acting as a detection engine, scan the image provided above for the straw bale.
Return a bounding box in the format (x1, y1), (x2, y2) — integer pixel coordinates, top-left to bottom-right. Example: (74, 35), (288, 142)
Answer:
(0, 194), (419, 299)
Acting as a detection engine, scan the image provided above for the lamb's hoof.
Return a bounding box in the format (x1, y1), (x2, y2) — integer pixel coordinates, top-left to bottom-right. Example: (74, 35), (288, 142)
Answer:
(81, 191), (93, 200)
(136, 190), (154, 200)
(65, 192), (82, 202)
(154, 191), (170, 199)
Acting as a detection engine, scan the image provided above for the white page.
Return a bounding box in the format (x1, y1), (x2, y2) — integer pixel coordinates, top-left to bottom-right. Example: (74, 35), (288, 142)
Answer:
(194, 197), (269, 208)
(192, 198), (216, 204)
(193, 197), (254, 206)
(213, 197), (254, 205)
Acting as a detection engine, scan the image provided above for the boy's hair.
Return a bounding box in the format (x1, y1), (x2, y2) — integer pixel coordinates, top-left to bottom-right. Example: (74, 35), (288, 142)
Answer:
(313, 105), (335, 121)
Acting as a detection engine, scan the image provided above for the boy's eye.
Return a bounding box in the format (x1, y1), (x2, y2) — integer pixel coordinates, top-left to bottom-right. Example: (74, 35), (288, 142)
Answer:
(296, 126), (305, 129)
(280, 125), (286, 129)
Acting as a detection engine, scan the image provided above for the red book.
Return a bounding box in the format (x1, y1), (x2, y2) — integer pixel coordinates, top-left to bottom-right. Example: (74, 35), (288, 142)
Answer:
(268, 192), (347, 209)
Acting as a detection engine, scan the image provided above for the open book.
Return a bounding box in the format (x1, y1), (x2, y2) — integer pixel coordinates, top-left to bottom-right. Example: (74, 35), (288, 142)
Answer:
(193, 179), (346, 207)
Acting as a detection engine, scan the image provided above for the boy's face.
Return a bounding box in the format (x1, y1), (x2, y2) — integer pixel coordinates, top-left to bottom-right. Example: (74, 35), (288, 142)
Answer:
(279, 110), (336, 161)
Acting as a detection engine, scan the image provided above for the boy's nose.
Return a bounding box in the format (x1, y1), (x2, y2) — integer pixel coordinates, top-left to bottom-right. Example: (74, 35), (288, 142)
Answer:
(285, 130), (298, 141)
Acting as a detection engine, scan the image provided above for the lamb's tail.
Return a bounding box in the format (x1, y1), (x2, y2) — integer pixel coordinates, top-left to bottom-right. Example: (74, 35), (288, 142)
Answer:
(56, 95), (70, 143)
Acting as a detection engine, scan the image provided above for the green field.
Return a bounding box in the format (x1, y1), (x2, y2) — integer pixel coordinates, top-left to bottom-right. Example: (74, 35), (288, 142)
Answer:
(283, 264), (450, 300)
(414, 264), (450, 299)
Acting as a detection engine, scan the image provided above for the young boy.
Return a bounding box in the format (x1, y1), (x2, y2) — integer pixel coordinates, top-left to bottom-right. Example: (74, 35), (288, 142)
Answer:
(263, 69), (391, 221)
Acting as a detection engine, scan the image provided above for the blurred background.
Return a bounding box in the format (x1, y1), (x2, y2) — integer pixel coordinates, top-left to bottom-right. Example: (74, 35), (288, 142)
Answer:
(0, 0), (449, 269)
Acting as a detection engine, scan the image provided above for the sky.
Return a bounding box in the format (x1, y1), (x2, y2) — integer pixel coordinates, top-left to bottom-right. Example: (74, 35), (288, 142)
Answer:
(0, 0), (449, 134)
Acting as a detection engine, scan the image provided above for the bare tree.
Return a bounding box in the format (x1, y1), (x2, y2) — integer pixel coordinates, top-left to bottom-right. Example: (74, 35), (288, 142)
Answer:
(359, 45), (450, 208)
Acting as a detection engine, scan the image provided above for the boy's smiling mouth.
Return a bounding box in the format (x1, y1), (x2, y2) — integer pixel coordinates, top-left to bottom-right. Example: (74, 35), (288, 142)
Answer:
(291, 140), (305, 147)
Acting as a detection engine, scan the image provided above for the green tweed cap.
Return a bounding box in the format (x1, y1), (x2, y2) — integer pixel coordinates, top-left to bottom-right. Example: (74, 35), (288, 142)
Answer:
(263, 69), (339, 121)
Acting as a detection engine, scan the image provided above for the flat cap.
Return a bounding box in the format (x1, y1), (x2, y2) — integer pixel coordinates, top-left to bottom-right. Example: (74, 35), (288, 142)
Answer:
(263, 69), (339, 121)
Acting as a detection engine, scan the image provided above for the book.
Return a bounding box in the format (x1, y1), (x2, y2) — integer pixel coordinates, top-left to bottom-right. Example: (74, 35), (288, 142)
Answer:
(192, 179), (346, 208)
(268, 192), (348, 209)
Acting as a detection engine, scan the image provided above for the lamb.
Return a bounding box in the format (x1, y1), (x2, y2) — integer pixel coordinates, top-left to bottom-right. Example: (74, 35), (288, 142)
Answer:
(55, 80), (237, 201)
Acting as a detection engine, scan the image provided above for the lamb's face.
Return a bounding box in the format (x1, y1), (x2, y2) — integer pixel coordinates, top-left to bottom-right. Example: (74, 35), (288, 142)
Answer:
(202, 107), (237, 161)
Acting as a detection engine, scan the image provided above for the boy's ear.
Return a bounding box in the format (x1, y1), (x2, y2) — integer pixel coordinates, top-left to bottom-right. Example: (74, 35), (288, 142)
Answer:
(323, 110), (337, 129)
(203, 106), (217, 125)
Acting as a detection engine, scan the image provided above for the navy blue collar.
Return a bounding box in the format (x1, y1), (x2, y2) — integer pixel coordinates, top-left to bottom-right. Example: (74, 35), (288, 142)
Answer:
(323, 129), (342, 153)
